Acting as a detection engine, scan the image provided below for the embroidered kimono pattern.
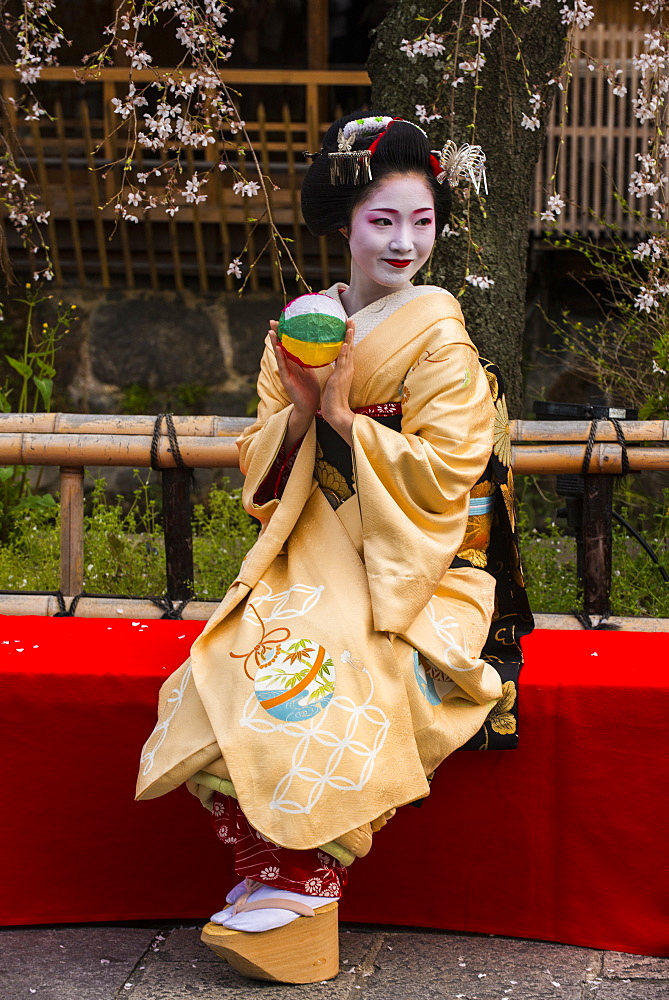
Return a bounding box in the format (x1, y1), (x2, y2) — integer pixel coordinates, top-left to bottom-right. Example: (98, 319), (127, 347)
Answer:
(136, 286), (529, 853)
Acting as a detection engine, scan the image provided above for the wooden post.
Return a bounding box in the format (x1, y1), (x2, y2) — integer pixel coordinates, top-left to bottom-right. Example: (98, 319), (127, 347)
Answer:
(59, 466), (84, 597)
(81, 100), (110, 288)
(307, 0), (328, 69)
(162, 468), (193, 601)
(582, 473), (614, 617)
(55, 99), (87, 286)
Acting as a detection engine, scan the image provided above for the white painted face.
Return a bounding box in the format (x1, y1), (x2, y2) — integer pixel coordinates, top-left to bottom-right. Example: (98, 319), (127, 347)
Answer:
(346, 173), (436, 297)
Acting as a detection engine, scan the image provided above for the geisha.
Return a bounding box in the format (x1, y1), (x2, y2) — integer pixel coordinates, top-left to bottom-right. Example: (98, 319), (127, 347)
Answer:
(136, 114), (532, 984)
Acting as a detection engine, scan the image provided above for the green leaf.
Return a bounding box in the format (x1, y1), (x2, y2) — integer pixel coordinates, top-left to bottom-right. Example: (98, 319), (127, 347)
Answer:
(107, 532), (124, 559)
(13, 493), (57, 511)
(6, 356), (32, 379)
(0, 391), (11, 413)
(0, 466), (15, 482)
(33, 377), (53, 410)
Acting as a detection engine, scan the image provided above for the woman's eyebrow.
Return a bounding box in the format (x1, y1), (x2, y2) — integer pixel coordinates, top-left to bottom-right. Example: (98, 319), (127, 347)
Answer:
(366, 206), (434, 214)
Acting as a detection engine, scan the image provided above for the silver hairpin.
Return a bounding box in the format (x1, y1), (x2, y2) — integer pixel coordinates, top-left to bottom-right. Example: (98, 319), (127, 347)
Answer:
(434, 140), (488, 194)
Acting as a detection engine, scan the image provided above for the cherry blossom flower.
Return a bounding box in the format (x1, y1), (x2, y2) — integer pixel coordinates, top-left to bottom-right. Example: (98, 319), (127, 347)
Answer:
(400, 32), (446, 59)
(466, 274), (495, 289)
(227, 259), (243, 279)
(633, 236), (667, 260)
(560, 0), (595, 29)
(635, 287), (658, 312)
(459, 53), (487, 75)
(470, 17), (500, 39)
(521, 114), (541, 131)
(547, 194), (566, 215)
(415, 104), (442, 124)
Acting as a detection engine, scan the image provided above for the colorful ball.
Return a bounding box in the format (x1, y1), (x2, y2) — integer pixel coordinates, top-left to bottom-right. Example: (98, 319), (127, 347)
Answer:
(277, 293), (347, 368)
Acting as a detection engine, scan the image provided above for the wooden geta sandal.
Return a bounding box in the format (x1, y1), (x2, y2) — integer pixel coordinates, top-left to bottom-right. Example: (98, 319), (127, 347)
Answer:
(200, 882), (339, 984)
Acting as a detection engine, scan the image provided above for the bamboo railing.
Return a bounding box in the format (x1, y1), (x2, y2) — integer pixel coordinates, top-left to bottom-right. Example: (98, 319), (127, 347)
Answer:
(1, 24), (666, 291)
(0, 413), (667, 625)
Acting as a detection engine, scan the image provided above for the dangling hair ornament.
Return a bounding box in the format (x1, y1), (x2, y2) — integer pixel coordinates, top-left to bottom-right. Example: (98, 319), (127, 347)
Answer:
(328, 116), (392, 184)
(434, 140), (488, 195)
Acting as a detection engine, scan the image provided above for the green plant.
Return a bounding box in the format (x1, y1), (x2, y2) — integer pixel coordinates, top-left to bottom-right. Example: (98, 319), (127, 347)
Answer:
(0, 470), (666, 616)
(0, 475), (258, 600)
(192, 482), (259, 599)
(0, 285), (75, 543)
(518, 486), (669, 618)
(120, 384), (156, 415)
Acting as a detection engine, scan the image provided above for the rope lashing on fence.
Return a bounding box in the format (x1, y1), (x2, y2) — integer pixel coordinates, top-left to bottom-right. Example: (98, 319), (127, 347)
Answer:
(149, 595), (192, 620)
(571, 609), (620, 631)
(582, 418), (631, 476)
(53, 590), (85, 617)
(150, 413), (195, 480)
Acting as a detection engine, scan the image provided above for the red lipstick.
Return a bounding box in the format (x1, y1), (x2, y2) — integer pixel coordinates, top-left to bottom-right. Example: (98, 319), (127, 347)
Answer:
(383, 259), (412, 268)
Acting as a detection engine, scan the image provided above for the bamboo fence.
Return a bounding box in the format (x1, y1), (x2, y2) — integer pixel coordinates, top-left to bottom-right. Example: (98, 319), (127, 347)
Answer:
(0, 413), (667, 610)
(1, 24), (666, 291)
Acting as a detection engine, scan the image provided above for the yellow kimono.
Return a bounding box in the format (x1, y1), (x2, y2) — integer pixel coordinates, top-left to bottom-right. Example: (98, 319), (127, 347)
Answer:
(136, 286), (504, 853)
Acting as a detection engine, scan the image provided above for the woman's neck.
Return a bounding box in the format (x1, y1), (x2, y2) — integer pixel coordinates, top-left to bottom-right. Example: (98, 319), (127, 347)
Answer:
(338, 262), (412, 317)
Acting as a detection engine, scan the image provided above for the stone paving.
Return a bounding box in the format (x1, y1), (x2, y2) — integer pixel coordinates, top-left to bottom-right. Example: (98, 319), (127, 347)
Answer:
(1, 923), (667, 1000)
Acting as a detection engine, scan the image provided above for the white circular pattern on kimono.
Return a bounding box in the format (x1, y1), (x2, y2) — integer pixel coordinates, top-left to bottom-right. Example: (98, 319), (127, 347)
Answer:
(240, 657), (390, 816)
(253, 639), (336, 723)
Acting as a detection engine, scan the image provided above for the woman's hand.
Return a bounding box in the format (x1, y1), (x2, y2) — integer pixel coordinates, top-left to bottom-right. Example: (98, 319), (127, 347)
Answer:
(269, 322), (320, 450)
(320, 320), (356, 447)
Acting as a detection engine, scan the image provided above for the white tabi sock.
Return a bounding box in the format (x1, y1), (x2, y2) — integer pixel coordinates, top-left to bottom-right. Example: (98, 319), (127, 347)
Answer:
(210, 881), (339, 933)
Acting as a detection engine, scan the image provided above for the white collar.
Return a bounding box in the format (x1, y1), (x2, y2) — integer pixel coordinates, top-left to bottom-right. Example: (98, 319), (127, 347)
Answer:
(324, 283), (453, 344)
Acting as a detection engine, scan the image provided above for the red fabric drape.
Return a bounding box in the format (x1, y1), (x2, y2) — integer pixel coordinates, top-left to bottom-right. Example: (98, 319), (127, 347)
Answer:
(2, 616), (667, 956)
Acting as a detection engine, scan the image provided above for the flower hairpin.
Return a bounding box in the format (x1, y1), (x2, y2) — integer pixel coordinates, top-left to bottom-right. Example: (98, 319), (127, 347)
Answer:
(434, 140), (488, 194)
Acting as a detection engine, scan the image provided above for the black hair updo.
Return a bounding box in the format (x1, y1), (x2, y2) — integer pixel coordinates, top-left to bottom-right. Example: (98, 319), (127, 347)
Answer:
(301, 114), (452, 237)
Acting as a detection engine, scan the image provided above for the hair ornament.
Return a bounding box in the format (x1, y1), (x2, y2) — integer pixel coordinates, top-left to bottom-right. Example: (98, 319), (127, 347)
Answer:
(435, 140), (488, 195)
(328, 116), (392, 184)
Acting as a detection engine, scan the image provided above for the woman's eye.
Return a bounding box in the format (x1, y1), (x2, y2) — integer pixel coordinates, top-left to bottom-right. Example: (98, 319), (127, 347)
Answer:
(416, 217), (432, 226)
(371, 217), (392, 226)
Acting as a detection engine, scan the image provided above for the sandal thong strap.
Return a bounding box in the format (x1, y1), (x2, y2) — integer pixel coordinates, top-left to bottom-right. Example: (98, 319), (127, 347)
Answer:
(235, 897), (316, 917)
(231, 880), (316, 918)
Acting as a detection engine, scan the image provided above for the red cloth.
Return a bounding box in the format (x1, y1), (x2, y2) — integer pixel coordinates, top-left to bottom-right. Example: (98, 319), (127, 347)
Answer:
(1, 616), (668, 956)
(210, 793), (346, 896)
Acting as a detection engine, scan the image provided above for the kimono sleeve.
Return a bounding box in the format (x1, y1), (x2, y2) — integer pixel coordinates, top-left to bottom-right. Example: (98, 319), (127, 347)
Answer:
(351, 322), (495, 634)
(237, 337), (298, 522)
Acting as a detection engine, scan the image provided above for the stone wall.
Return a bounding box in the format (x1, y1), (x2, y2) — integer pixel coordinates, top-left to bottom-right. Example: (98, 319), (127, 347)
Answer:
(44, 287), (284, 418)
(21, 287), (284, 495)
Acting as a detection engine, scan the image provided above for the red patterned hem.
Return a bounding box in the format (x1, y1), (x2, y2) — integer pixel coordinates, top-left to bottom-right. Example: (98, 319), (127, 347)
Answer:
(210, 793), (348, 897)
(315, 401), (402, 419)
(354, 402), (402, 417)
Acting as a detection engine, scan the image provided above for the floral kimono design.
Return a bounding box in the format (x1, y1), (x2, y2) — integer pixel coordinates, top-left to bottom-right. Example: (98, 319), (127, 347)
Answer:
(136, 286), (532, 853)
